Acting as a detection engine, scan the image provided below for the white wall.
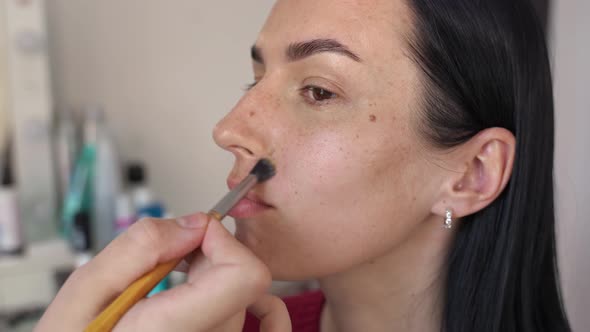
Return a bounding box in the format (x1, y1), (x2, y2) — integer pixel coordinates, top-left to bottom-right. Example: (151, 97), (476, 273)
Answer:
(46, 1), (275, 216)
(551, 1), (590, 330)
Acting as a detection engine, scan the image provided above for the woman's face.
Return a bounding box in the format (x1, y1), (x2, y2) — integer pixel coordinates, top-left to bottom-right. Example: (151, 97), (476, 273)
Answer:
(213, 0), (444, 280)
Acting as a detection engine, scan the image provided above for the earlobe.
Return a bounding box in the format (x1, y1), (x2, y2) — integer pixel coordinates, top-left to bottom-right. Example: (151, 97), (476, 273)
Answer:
(431, 128), (515, 220)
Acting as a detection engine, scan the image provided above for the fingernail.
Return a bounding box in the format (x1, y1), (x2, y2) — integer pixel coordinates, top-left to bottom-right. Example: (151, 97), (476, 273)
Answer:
(176, 214), (209, 229)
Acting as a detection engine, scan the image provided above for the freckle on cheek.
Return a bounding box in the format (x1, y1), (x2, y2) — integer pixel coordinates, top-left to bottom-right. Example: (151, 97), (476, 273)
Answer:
(249, 111), (256, 117)
(369, 114), (377, 122)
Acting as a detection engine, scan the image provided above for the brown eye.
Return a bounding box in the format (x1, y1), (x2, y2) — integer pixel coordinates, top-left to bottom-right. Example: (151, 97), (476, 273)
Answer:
(301, 85), (338, 104)
(307, 86), (336, 101)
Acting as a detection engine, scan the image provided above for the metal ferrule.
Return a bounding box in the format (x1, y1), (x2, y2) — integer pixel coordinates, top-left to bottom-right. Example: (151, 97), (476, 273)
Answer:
(209, 174), (258, 219)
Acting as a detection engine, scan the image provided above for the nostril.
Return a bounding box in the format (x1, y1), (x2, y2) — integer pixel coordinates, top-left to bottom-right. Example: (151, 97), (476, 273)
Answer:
(242, 146), (256, 156)
(229, 145), (255, 157)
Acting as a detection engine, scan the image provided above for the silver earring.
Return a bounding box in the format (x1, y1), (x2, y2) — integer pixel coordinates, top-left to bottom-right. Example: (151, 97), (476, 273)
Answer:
(444, 209), (453, 229)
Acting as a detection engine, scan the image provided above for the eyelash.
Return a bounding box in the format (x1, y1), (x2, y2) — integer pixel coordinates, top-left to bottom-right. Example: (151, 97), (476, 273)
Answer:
(244, 81), (338, 106)
(243, 81), (258, 91)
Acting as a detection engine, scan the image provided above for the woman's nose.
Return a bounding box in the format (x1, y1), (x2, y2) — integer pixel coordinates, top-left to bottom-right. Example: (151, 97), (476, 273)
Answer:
(212, 87), (272, 162)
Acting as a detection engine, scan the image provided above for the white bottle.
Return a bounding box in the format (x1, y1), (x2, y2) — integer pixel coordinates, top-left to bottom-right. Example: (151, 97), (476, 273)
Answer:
(0, 189), (21, 254)
(90, 107), (122, 250)
(54, 109), (79, 203)
(0, 145), (23, 255)
(127, 163), (154, 211)
(114, 193), (134, 235)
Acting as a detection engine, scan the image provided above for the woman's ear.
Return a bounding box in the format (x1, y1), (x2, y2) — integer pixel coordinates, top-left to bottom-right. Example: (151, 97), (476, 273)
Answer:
(431, 127), (516, 219)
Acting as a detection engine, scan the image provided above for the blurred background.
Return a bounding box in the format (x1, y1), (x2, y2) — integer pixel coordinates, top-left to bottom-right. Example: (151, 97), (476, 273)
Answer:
(0, 0), (587, 331)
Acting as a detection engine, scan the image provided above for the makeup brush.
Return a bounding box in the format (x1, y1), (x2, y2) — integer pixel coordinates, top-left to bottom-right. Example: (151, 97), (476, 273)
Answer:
(85, 159), (276, 332)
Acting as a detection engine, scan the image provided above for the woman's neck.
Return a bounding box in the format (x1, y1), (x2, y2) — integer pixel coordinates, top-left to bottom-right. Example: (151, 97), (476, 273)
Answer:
(318, 217), (453, 332)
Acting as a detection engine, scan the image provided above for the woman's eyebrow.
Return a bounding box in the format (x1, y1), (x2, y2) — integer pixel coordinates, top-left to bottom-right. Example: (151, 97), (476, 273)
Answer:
(250, 38), (362, 65)
(287, 39), (362, 62)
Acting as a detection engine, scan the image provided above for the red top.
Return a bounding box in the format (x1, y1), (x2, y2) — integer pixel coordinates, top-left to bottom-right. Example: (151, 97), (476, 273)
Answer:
(242, 290), (325, 332)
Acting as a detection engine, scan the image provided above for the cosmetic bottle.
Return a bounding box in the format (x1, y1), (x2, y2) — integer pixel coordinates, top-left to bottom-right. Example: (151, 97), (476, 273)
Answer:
(0, 141), (23, 255)
(92, 108), (121, 250)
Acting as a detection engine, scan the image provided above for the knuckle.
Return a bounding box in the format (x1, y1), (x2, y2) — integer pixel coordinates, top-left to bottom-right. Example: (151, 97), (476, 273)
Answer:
(243, 263), (272, 294)
(127, 218), (164, 253)
(63, 263), (99, 292)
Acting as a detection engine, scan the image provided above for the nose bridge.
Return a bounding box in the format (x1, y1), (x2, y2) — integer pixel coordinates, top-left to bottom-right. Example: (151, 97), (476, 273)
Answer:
(213, 86), (276, 160)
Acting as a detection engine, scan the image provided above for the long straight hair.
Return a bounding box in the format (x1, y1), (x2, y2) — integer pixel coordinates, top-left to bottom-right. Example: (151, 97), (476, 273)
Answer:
(404, 0), (571, 331)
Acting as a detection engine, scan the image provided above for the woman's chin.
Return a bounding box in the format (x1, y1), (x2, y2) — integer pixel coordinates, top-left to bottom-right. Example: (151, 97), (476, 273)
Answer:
(233, 226), (310, 280)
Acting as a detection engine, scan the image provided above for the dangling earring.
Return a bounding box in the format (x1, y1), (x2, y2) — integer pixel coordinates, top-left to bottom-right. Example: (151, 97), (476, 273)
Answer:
(444, 209), (453, 229)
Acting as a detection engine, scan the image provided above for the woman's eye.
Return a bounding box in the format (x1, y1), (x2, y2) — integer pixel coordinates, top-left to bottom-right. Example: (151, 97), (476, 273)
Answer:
(302, 86), (337, 103)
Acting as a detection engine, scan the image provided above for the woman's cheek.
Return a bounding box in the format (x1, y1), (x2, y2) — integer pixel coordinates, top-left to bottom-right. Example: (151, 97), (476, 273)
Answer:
(277, 128), (358, 203)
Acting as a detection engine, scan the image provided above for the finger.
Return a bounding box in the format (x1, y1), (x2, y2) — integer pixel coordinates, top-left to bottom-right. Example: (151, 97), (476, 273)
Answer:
(249, 294), (292, 332)
(79, 213), (211, 300)
(199, 216), (267, 268)
(116, 220), (271, 331)
(187, 250), (211, 276)
(36, 213), (211, 331)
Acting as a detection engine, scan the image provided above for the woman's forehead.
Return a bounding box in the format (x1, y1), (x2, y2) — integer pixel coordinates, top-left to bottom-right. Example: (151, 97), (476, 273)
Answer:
(257, 0), (413, 60)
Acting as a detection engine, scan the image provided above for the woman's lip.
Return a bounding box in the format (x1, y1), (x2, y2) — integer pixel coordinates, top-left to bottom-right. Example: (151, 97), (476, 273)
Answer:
(227, 197), (273, 219)
(226, 178), (273, 207)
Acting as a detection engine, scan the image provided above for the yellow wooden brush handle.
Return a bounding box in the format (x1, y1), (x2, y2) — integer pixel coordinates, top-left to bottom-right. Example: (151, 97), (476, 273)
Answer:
(84, 257), (181, 332)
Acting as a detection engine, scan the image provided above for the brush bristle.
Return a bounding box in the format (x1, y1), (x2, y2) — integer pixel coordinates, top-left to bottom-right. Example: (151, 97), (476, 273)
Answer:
(250, 159), (276, 183)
